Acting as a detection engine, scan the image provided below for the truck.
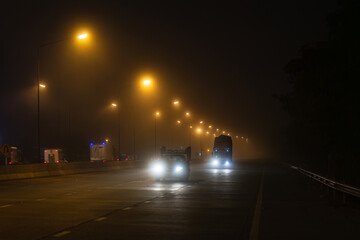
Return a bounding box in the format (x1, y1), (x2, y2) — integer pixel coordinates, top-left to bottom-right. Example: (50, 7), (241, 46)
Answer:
(210, 135), (232, 168)
(44, 149), (66, 163)
(90, 141), (114, 162)
(149, 146), (191, 181)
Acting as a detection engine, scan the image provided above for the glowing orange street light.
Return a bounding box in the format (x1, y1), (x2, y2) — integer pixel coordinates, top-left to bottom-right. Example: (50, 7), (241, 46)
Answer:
(199, 121), (203, 124)
(143, 79), (151, 86)
(208, 125), (212, 129)
(177, 120), (181, 124)
(39, 84), (46, 88)
(189, 125), (193, 129)
(197, 128), (201, 133)
(77, 33), (88, 39)
(206, 131), (209, 135)
(185, 112), (190, 117)
(173, 100), (180, 105)
(222, 131), (226, 134)
(155, 111), (160, 117)
(216, 129), (219, 132)
(111, 103), (117, 107)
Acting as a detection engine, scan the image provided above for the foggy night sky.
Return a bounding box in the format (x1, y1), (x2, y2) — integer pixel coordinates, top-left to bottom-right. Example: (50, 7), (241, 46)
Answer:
(0, 1), (338, 161)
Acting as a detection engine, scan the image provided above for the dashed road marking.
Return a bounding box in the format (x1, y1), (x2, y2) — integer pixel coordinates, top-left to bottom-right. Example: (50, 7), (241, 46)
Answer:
(249, 171), (264, 240)
(123, 207), (132, 210)
(0, 204), (13, 208)
(53, 231), (71, 237)
(94, 217), (107, 222)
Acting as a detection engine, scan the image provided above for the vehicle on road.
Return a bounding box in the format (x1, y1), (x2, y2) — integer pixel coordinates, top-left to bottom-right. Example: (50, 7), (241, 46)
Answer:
(90, 141), (114, 162)
(44, 149), (67, 163)
(150, 147), (191, 181)
(210, 135), (232, 168)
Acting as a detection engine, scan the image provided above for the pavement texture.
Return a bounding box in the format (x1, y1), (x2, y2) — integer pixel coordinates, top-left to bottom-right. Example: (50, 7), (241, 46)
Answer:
(0, 162), (359, 240)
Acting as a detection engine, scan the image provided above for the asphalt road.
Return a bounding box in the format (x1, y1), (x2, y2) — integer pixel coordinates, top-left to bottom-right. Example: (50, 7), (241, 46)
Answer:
(0, 162), (359, 240)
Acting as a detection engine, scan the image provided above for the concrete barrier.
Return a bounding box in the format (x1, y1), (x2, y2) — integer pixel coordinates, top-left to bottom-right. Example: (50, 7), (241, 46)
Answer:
(0, 160), (146, 181)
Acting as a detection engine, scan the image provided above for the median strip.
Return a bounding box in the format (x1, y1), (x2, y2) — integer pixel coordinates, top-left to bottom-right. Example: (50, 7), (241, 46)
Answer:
(249, 171), (264, 240)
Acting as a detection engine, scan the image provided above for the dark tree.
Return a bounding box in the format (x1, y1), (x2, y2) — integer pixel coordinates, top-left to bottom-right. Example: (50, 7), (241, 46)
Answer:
(280, 0), (360, 186)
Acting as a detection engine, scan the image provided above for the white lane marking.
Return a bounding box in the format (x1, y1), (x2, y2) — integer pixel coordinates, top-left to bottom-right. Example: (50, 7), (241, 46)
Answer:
(0, 204), (13, 208)
(53, 231), (71, 237)
(94, 217), (107, 222)
(249, 171), (264, 240)
(123, 207), (132, 210)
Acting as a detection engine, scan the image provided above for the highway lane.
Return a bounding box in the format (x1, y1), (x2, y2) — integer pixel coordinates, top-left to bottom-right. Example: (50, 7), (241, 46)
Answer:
(0, 162), (359, 240)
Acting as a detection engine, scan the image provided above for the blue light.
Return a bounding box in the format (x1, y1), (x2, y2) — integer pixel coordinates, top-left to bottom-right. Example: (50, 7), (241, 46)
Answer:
(102, 142), (106, 145)
(90, 143), (94, 146)
(226, 148), (229, 152)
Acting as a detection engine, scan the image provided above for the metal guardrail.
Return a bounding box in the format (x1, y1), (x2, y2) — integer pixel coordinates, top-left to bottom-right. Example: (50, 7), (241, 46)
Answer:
(291, 165), (360, 198)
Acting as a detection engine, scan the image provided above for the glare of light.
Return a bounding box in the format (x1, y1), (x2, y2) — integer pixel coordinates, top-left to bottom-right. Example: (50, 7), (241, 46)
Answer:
(143, 79), (151, 86)
(200, 121), (203, 124)
(105, 139), (109, 142)
(246, 138), (249, 142)
(222, 131), (226, 134)
(225, 161), (230, 166)
(209, 125), (212, 129)
(241, 136), (244, 139)
(173, 100), (180, 105)
(236, 136), (239, 139)
(206, 131), (209, 135)
(206, 148), (210, 152)
(39, 84), (46, 88)
(216, 129), (219, 132)
(155, 111), (160, 117)
(197, 128), (201, 133)
(212, 169), (218, 174)
(227, 133), (230, 136)
(223, 169), (231, 174)
(175, 166), (183, 173)
(177, 120), (181, 124)
(111, 103), (117, 107)
(78, 33), (88, 39)
(189, 125), (193, 129)
(185, 112), (190, 117)
(213, 134), (216, 137)
(151, 162), (165, 175)
(212, 159), (219, 166)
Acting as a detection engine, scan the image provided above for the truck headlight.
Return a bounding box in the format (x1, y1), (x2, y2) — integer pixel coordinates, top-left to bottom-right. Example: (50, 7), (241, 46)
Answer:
(212, 159), (219, 166)
(151, 162), (165, 175)
(225, 161), (230, 166)
(175, 166), (183, 173)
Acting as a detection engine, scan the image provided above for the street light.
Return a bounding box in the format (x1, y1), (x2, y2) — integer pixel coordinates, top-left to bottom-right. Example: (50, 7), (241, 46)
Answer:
(77, 33), (88, 39)
(199, 121), (203, 124)
(143, 79), (151, 86)
(111, 103), (121, 159)
(208, 125), (212, 129)
(177, 120), (181, 124)
(154, 111), (160, 157)
(36, 32), (89, 163)
(173, 100), (180, 105)
(185, 112), (190, 117)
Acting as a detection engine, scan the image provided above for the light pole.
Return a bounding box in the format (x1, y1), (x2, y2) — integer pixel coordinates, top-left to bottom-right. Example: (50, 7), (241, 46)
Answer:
(154, 111), (160, 158)
(111, 103), (121, 159)
(36, 33), (88, 163)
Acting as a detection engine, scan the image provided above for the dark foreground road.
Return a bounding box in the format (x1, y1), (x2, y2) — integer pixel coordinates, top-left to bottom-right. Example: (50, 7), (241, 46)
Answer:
(0, 162), (359, 240)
